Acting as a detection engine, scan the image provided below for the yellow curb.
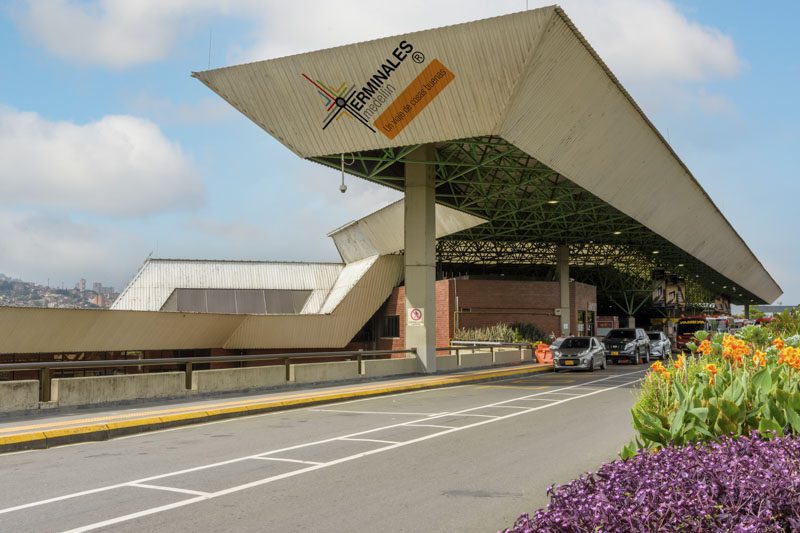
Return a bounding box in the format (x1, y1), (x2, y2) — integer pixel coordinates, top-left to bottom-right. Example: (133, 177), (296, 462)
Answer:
(158, 411), (215, 425)
(43, 424), (109, 439)
(0, 364), (551, 451)
(0, 432), (47, 446)
(105, 418), (161, 431)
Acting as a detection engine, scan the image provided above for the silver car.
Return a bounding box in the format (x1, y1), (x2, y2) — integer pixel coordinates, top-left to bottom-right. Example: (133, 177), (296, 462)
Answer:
(553, 336), (606, 372)
(647, 331), (671, 359)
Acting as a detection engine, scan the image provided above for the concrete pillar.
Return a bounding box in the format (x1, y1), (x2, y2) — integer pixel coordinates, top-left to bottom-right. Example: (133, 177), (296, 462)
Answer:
(404, 145), (437, 373)
(627, 316), (636, 328)
(557, 244), (570, 337)
(744, 304), (750, 320)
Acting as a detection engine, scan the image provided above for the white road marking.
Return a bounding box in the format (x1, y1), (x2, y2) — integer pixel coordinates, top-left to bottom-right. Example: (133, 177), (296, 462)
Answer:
(489, 405), (530, 410)
(250, 457), (323, 466)
(339, 437), (400, 445)
(404, 424), (457, 429)
(513, 398), (556, 402)
(0, 370), (644, 530)
(128, 484), (211, 497)
(451, 413), (498, 418)
(309, 409), (444, 416)
(63, 371), (645, 533)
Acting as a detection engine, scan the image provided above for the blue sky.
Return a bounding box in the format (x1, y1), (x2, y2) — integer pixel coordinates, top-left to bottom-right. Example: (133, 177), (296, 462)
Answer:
(0, 0), (797, 303)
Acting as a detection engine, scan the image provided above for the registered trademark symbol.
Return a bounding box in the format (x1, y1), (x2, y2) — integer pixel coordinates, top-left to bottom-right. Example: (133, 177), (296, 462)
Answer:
(412, 51), (425, 64)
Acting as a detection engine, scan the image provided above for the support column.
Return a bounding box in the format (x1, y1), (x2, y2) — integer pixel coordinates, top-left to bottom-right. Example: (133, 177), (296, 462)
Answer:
(628, 316), (636, 328)
(744, 304), (751, 320)
(557, 244), (571, 337)
(404, 145), (437, 373)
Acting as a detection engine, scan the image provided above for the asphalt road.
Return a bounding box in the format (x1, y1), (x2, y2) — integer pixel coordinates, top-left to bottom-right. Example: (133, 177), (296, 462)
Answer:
(0, 366), (645, 532)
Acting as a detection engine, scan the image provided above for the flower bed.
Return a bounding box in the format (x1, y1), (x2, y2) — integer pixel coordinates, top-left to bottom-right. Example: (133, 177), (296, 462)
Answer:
(626, 327), (800, 454)
(504, 433), (800, 532)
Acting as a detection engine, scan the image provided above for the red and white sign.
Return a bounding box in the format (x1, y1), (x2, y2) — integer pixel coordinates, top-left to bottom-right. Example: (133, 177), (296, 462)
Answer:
(408, 307), (424, 326)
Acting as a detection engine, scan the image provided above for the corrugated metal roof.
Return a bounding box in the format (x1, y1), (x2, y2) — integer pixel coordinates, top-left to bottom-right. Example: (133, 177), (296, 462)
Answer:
(112, 259), (343, 312)
(192, 6), (781, 304)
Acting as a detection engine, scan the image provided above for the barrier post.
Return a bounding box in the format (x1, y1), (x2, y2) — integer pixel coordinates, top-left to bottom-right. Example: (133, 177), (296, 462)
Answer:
(39, 367), (51, 402)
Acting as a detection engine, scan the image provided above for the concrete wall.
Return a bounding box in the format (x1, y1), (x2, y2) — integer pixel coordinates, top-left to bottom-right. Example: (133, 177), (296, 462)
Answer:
(0, 380), (39, 412)
(192, 366), (285, 393)
(436, 355), (458, 372)
(291, 360), (360, 384)
(493, 349), (522, 364)
(458, 352), (494, 368)
(52, 372), (186, 406)
(362, 358), (419, 378)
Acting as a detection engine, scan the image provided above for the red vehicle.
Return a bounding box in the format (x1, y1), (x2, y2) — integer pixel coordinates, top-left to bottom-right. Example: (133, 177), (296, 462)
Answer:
(676, 315), (733, 351)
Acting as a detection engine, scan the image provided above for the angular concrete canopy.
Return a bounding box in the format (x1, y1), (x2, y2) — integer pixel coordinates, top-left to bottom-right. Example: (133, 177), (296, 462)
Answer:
(194, 6), (780, 305)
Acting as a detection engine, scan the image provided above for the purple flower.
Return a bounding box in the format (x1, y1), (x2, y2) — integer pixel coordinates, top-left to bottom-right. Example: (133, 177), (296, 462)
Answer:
(502, 433), (800, 532)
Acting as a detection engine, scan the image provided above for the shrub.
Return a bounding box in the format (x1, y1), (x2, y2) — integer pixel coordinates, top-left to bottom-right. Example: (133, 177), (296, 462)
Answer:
(626, 329), (800, 454)
(503, 433), (800, 533)
(453, 322), (544, 344)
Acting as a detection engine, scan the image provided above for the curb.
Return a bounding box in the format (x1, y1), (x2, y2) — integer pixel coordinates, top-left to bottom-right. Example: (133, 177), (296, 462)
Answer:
(0, 364), (551, 453)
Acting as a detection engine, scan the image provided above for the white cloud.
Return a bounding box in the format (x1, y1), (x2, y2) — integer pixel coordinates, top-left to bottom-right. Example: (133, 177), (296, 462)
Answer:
(0, 209), (142, 289)
(15, 0), (742, 87)
(0, 106), (203, 216)
(557, 0), (742, 83)
(14, 0), (221, 69)
(128, 93), (239, 125)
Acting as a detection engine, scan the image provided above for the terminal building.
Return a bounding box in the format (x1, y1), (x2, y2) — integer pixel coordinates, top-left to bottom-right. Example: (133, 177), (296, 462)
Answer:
(0, 6), (781, 373)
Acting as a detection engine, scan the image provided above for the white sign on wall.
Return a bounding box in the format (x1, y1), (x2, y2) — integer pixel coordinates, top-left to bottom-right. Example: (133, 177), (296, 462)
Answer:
(408, 307), (424, 326)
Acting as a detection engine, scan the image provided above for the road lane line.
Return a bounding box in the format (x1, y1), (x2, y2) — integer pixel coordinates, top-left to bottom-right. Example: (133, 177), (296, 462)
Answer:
(452, 414), (498, 418)
(63, 374), (645, 532)
(404, 424), (457, 429)
(339, 437), (400, 445)
(490, 405), (530, 410)
(1, 370), (644, 521)
(309, 409), (444, 416)
(251, 457), (323, 466)
(129, 484), (211, 497)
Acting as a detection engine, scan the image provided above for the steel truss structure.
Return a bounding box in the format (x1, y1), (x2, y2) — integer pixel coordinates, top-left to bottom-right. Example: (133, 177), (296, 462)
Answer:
(312, 136), (760, 313)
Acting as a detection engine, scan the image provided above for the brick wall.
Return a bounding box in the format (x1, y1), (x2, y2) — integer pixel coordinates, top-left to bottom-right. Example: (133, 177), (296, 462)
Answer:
(371, 278), (598, 349)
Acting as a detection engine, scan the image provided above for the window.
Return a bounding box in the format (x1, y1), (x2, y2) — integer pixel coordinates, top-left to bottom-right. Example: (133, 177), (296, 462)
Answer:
(382, 315), (400, 338)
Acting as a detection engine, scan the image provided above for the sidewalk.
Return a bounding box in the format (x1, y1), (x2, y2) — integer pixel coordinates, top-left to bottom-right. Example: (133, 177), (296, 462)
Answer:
(0, 362), (550, 453)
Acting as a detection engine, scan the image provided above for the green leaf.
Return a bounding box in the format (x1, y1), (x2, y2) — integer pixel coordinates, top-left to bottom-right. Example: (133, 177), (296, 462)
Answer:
(752, 368), (773, 396)
(759, 418), (784, 438)
(715, 413), (738, 435)
(620, 441), (638, 460)
(785, 407), (800, 434)
(688, 407), (709, 423)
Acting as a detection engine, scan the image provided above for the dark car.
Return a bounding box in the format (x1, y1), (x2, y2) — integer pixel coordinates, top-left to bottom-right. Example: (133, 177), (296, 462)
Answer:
(602, 328), (650, 364)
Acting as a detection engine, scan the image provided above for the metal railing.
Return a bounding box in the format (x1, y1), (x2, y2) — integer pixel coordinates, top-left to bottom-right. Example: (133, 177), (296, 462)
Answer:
(436, 341), (533, 366)
(0, 349), (416, 403)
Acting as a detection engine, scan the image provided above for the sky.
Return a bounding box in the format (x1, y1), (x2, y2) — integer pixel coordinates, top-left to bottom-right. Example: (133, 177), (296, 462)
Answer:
(0, 0), (797, 302)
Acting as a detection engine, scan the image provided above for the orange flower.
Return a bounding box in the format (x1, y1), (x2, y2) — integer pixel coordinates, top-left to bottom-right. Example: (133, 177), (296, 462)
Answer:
(651, 361), (666, 373)
(773, 338), (786, 350)
(721, 335), (748, 366)
(705, 363), (718, 385)
(778, 347), (800, 370)
(697, 339), (713, 356)
(673, 354), (685, 370)
(753, 350), (767, 367)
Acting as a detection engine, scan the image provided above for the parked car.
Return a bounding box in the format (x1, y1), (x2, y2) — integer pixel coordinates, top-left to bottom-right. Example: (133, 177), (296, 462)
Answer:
(553, 336), (606, 372)
(646, 331), (671, 359)
(602, 328), (650, 364)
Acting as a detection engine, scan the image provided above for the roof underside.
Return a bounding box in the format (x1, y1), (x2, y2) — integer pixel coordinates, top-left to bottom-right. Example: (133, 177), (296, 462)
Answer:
(194, 5), (780, 306)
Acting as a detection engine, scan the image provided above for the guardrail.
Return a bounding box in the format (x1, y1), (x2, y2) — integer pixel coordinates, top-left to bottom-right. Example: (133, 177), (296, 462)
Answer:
(436, 341), (533, 366)
(0, 349), (416, 402)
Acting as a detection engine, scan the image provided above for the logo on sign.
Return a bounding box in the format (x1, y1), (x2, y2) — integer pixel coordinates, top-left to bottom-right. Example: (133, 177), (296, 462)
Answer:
(408, 307), (424, 326)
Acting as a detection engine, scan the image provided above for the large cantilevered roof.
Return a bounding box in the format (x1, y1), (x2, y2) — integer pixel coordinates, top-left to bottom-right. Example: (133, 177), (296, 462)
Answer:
(193, 6), (780, 305)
